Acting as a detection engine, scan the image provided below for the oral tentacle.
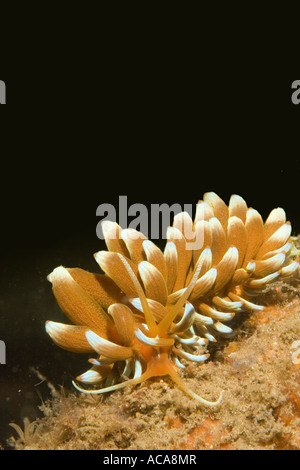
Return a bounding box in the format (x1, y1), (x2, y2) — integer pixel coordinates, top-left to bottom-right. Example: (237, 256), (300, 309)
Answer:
(167, 365), (223, 406)
(72, 369), (153, 395)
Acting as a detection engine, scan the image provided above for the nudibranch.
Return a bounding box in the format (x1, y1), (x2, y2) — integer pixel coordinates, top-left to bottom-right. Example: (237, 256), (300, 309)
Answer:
(45, 193), (299, 405)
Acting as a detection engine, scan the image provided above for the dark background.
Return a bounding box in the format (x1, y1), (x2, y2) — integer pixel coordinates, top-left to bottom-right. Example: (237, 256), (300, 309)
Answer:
(0, 40), (299, 449)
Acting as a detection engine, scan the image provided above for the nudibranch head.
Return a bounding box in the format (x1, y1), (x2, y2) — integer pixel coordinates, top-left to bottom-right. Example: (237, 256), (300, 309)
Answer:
(45, 192), (299, 405)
